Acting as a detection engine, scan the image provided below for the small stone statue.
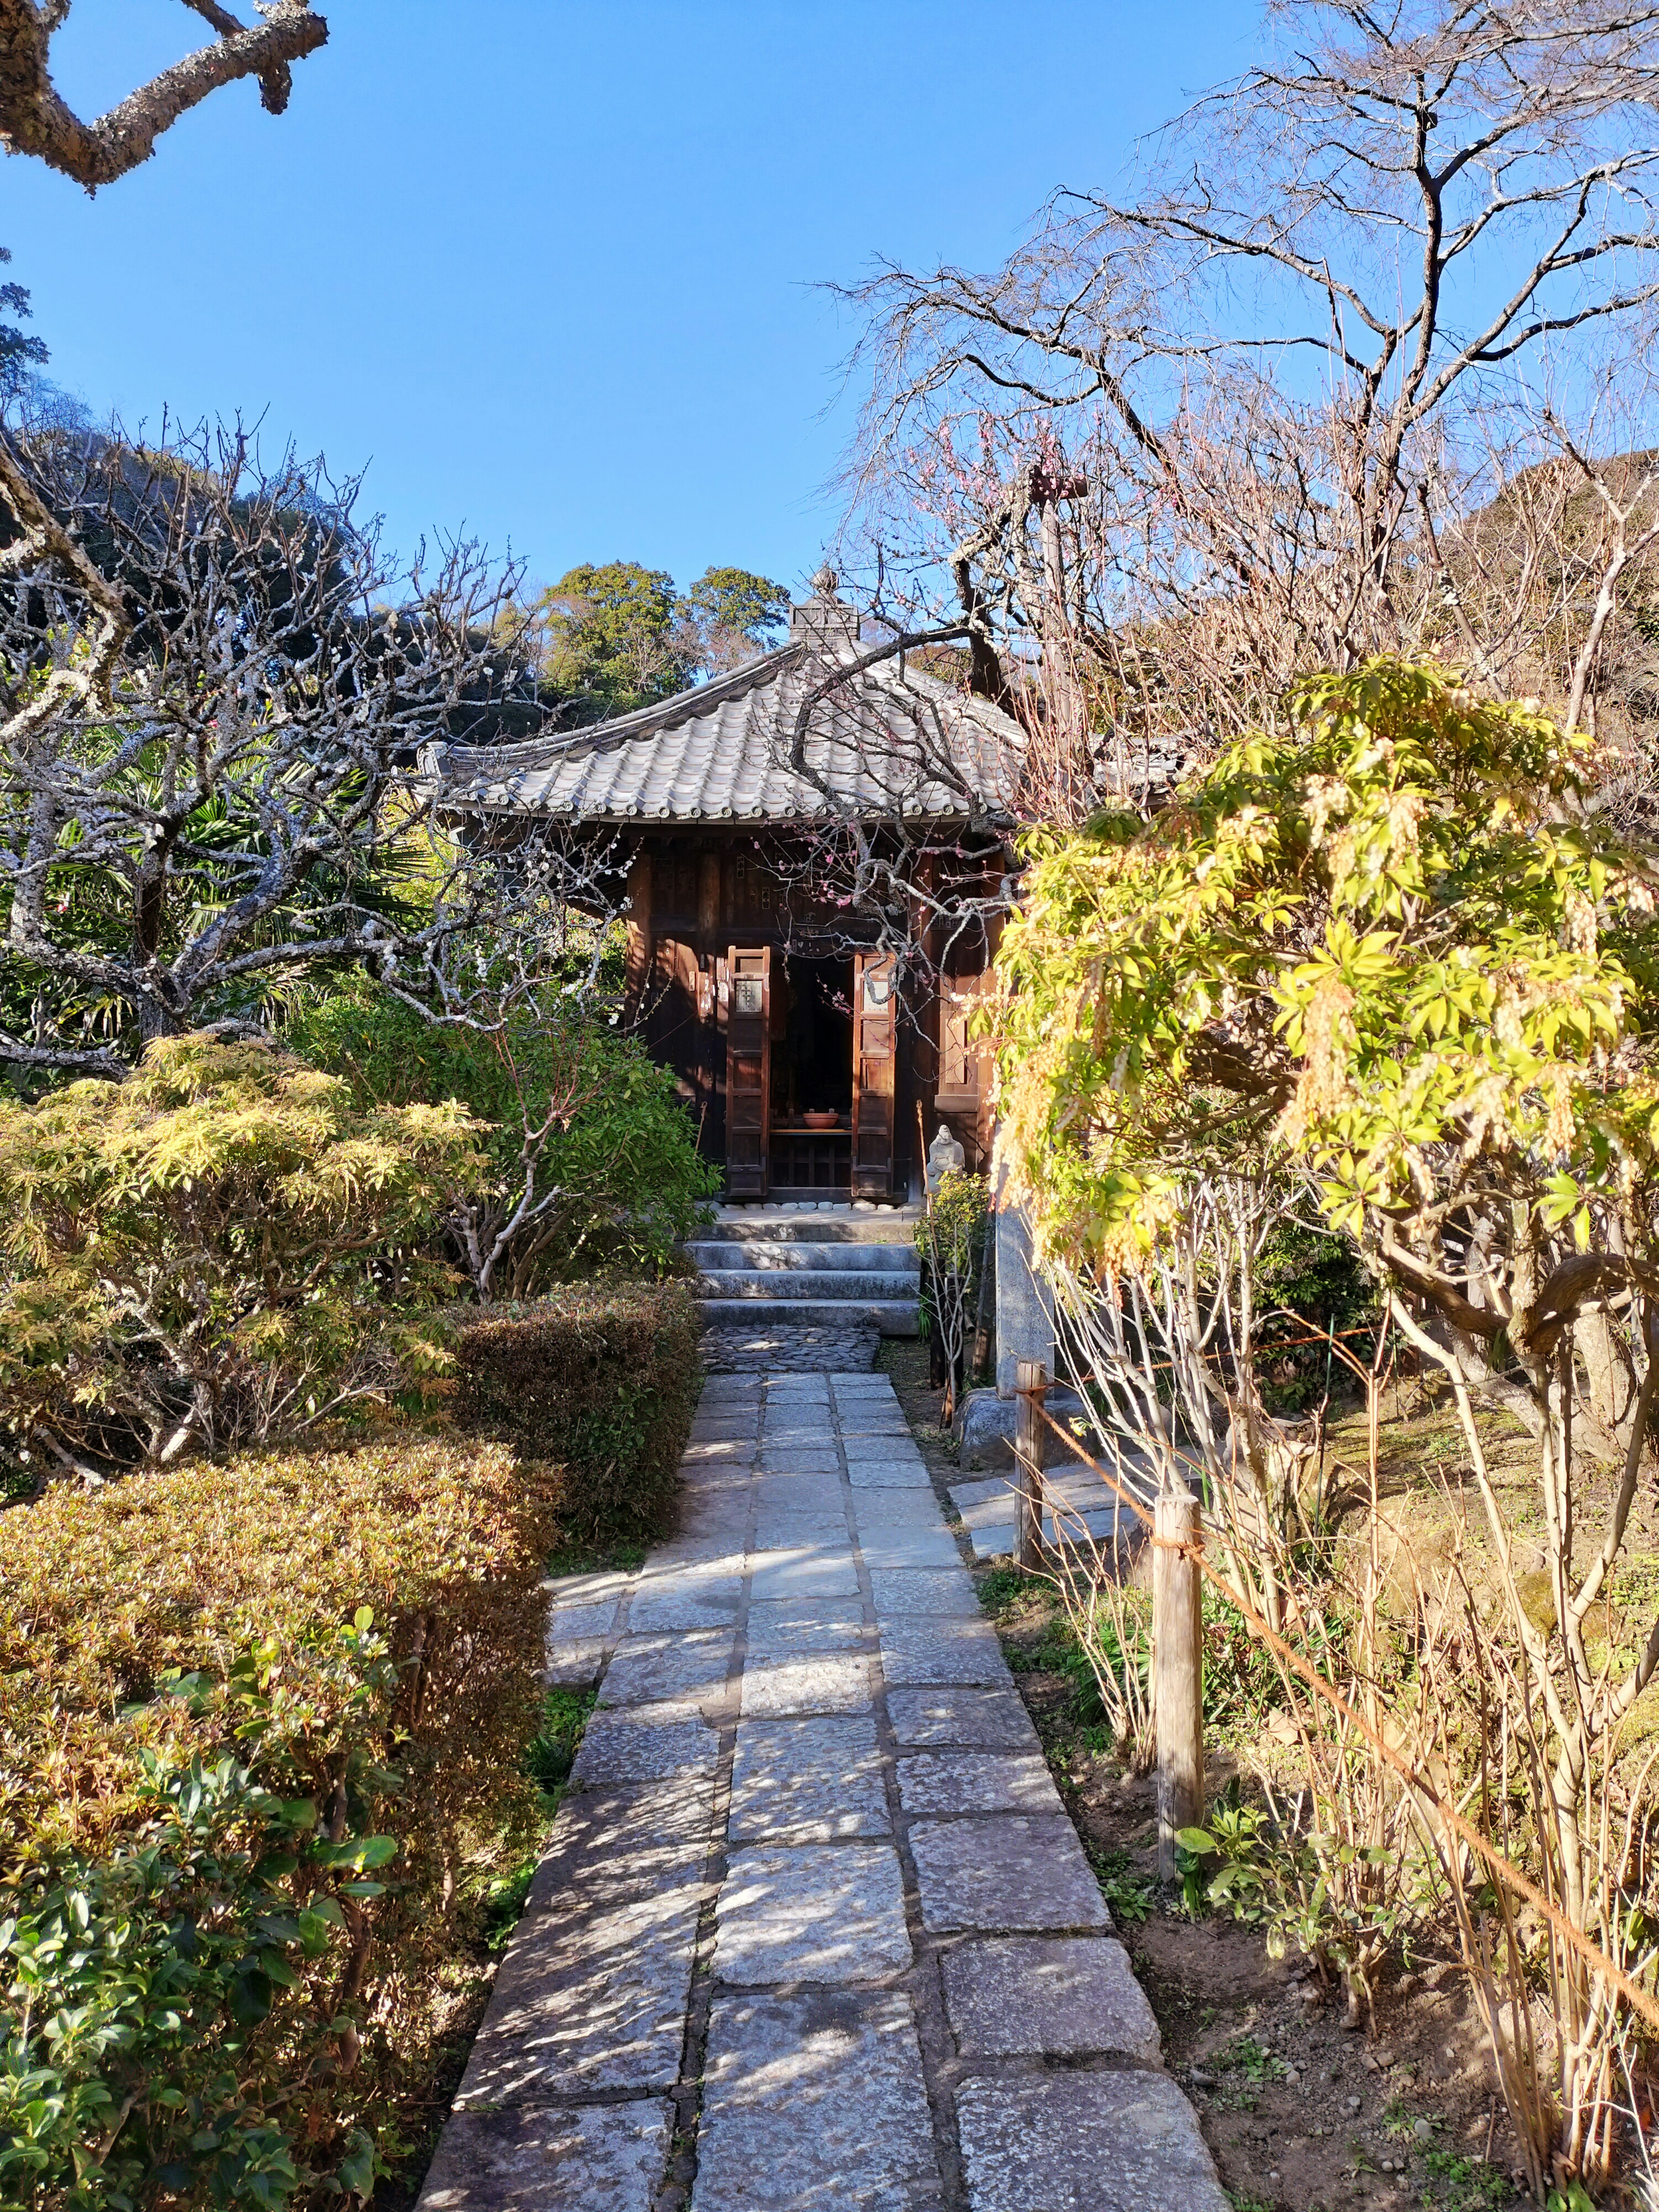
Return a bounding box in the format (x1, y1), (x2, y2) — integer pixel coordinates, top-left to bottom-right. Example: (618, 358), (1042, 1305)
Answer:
(926, 1121), (966, 1195)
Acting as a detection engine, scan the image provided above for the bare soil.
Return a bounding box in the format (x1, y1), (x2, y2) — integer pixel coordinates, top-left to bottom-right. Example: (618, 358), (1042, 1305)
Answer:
(877, 1339), (1533, 2212)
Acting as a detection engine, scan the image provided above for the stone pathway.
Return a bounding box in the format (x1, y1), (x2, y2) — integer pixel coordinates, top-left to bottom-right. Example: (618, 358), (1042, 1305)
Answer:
(419, 1369), (1228, 2212)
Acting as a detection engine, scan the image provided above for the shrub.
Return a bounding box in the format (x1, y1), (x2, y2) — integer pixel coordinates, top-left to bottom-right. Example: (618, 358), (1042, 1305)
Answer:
(0, 1434), (559, 2210)
(445, 1280), (701, 1544)
(915, 1169), (989, 1414)
(0, 1034), (479, 1484)
(287, 979), (720, 1297)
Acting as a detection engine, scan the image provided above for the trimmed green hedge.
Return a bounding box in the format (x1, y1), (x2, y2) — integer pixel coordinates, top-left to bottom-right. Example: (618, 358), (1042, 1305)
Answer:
(0, 1437), (562, 2211)
(445, 1280), (702, 1545)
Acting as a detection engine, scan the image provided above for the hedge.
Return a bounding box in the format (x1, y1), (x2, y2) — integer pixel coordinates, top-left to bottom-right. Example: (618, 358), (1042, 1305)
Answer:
(0, 1436), (562, 2211)
(445, 1279), (701, 1545)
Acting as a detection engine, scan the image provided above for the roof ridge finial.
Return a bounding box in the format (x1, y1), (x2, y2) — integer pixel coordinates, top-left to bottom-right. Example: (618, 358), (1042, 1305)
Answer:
(811, 562), (838, 597)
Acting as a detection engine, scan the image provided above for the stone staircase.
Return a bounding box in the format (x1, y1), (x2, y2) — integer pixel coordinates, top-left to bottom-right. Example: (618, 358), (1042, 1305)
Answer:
(688, 1204), (922, 1335)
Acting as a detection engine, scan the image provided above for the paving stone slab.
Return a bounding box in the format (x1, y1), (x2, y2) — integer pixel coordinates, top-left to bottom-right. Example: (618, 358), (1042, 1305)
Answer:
(885, 1685), (1042, 1750)
(749, 1470), (835, 1506)
(678, 1501), (754, 1545)
(543, 1638), (607, 1688)
(542, 1569), (635, 1610)
(570, 1706), (721, 1786)
(528, 1779), (716, 1879)
(747, 1546), (861, 1600)
(761, 1423), (835, 1446)
(941, 1936), (1160, 2059)
(868, 1568), (981, 1616)
(847, 1457), (935, 1489)
(649, 1537), (753, 1569)
(910, 1816), (1111, 1934)
(682, 1437), (758, 1466)
(598, 1632), (735, 1713)
(677, 1471), (753, 1504)
(745, 1600), (869, 1654)
(417, 2097), (674, 2212)
(625, 1582), (744, 1634)
(753, 1507), (853, 1550)
(741, 1653), (875, 1718)
(691, 1419), (761, 1443)
(842, 1437), (924, 1462)
(758, 1450), (843, 1476)
(896, 1752), (1062, 1816)
(858, 1527), (969, 1573)
(954, 2072), (1228, 2212)
(730, 1715), (890, 1840)
(716, 1844), (912, 1985)
(457, 1786), (712, 2101)
(879, 1615), (1009, 1687)
(853, 1492), (948, 1532)
(545, 1599), (624, 1643)
(695, 1989), (942, 2212)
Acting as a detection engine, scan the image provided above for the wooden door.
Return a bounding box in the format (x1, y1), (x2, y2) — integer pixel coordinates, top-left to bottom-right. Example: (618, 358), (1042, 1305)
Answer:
(935, 973), (991, 1112)
(852, 950), (897, 1198)
(724, 944), (771, 1198)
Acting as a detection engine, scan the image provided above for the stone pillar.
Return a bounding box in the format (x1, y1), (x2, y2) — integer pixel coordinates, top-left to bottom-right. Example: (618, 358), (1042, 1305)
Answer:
(993, 1158), (1055, 1398)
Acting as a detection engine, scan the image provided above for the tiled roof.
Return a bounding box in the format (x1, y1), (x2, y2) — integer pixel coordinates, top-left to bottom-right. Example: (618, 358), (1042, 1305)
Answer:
(420, 604), (1026, 825)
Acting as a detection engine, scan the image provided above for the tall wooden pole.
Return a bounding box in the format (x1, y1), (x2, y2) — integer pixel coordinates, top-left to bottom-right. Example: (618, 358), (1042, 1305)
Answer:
(1154, 1487), (1204, 1880)
(1014, 1358), (1046, 1573)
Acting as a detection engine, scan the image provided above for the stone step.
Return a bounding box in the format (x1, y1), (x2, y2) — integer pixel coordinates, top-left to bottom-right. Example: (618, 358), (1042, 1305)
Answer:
(686, 1239), (918, 1274)
(700, 1214), (918, 1246)
(696, 1267), (920, 1300)
(697, 1295), (920, 1335)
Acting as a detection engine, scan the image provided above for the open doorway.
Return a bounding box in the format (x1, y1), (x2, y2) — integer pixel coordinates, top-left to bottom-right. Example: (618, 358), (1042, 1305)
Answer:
(770, 953), (853, 1195)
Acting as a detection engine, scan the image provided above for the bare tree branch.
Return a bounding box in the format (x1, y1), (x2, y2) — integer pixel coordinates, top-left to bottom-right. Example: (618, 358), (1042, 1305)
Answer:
(0, 0), (327, 187)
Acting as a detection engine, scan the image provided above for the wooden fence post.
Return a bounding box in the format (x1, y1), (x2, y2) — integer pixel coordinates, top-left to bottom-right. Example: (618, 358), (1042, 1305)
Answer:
(1014, 1358), (1046, 1573)
(1154, 1486), (1204, 1881)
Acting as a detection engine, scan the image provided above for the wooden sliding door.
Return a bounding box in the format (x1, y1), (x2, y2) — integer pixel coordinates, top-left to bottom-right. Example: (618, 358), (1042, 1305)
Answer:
(724, 944), (771, 1198)
(851, 949), (896, 1198)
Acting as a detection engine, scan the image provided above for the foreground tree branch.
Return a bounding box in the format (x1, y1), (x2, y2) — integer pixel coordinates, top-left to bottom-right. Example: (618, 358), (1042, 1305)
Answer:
(0, 0), (327, 187)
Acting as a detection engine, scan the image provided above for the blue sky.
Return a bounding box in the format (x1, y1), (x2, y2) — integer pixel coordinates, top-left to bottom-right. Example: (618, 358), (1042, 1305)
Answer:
(5, 3), (1251, 598)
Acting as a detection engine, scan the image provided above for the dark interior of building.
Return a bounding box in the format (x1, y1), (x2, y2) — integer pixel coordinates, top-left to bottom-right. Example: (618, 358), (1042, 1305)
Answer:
(777, 955), (853, 1118)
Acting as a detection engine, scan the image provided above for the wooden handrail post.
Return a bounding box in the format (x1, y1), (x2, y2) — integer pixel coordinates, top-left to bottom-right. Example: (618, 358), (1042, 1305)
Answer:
(1154, 1486), (1204, 1881)
(1014, 1359), (1046, 1573)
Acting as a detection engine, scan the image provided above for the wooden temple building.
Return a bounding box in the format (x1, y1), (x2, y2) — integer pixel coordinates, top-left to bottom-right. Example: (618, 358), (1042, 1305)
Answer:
(424, 574), (1026, 1204)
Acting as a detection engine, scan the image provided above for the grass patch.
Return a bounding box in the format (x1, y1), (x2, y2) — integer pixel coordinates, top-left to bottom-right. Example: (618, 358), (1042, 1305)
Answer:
(1420, 2148), (1513, 2209)
(481, 1688), (596, 1948)
(1210, 2033), (1292, 2110)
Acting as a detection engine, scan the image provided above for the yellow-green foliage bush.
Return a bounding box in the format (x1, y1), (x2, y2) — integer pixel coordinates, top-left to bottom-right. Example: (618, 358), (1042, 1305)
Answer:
(446, 1280), (702, 1544)
(0, 1435), (560, 2209)
(0, 1034), (480, 1484)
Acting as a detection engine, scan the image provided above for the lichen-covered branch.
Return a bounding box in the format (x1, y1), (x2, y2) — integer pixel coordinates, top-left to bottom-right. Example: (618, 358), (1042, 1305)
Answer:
(0, 0), (327, 188)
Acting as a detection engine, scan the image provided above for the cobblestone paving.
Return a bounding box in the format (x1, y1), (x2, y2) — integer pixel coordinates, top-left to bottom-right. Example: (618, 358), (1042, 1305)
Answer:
(419, 1370), (1227, 2212)
(699, 1322), (880, 1373)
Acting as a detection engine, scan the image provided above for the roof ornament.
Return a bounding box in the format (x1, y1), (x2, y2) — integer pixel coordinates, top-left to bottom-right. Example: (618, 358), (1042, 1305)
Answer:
(791, 561), (858, 655)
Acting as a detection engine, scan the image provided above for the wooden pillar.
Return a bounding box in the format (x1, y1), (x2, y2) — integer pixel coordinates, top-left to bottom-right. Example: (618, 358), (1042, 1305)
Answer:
(1154, 1488), (1204, 1880)
(698, 852), (721, 953)
(1014, 1358), (1046, 1573)
(624, 851), (652, 1011)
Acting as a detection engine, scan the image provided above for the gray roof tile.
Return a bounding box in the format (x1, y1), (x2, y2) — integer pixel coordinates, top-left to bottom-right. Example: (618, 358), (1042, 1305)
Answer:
(423, 638), (1025, 825)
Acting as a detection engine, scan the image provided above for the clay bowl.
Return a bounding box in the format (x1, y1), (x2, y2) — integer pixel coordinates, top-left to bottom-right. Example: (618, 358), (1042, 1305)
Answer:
(802, 1110), (840, 1130)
